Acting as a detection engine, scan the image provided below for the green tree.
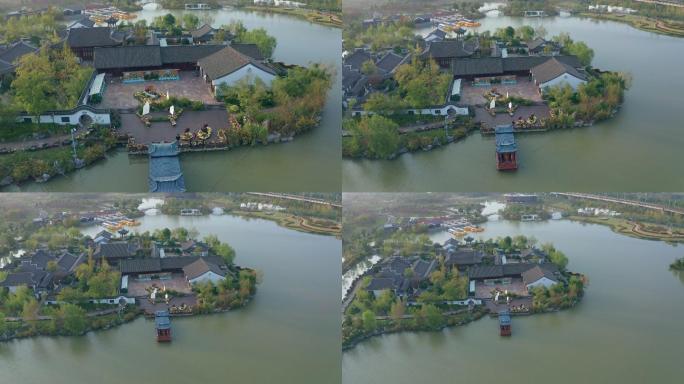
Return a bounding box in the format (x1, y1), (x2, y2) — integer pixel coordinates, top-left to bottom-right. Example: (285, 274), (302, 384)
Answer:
(419, 304), (444, 329)
(183, 14), (200, 30)
(12, 49), (56, 117)
(389, 298), (405, 327)
(348, 115), (400, 159)
(516, 25), (535, 41)
(361, 310), (377, 332)
(236, 28), (277, 59)
(361, 60), (378, 76)
(163, 14), (177, 29)
(0, 312), (6, 336)
(60, 304), (87, 335)
(566, 41), (594, 66)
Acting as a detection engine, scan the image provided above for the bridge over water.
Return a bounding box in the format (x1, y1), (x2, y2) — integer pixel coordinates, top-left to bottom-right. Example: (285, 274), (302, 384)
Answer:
(149, 141), (186, 192)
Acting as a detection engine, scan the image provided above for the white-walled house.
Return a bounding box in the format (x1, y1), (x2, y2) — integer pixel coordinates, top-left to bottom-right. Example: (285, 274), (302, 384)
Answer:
(182, 258), (228, 285)
(522, 266), (560, 290)
(197, 46), (277, 94)
(531, 58), (587, 93)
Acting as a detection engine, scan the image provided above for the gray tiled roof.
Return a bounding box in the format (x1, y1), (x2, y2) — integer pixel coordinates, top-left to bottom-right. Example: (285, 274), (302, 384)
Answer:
(149, 142), (185, 193)
(366, 277), (396, 291)
(344, 49), (371, 71)
(57, 252), (83, 272)
(230, 43), (264, 61)
(160, 44), (225, 64)
(0, 41), (38, 64)
(191, 24), (214, 39)
(375, 52), (407, 73)
(425, 40), (474, 59)
(445, 250), (482, 266)
(95, 242), (135, 259)
(120, 258), (161, 274)
(67, 27), (120, 48)
(468, 263), (559, 280)
(94, 45), (162, 69)
(521, 265), (559, 285)
(183, 258), (226, 280)
(451, 55), (581, 77)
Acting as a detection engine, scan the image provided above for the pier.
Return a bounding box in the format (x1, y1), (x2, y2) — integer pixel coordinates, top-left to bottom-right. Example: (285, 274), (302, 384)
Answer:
(148, 141), (186, 192)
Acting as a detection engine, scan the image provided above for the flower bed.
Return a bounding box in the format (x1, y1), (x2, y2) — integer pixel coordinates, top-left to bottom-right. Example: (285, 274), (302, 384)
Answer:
(123, 69), (180, 84)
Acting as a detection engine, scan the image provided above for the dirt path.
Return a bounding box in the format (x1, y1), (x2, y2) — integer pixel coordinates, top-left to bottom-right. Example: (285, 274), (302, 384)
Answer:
(0, 126), (89, 152)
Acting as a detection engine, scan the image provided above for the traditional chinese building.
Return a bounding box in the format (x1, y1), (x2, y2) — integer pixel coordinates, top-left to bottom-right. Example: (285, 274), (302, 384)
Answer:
(495, 125), (518, 171)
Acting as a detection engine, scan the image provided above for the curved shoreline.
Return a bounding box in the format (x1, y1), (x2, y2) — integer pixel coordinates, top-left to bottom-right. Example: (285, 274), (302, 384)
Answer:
(342, 302), (581, 351)
(0, 294), (256, 344)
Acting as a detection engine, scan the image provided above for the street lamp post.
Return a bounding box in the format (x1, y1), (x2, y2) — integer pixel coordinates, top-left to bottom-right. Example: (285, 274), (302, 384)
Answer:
(71, 128), (78, 159)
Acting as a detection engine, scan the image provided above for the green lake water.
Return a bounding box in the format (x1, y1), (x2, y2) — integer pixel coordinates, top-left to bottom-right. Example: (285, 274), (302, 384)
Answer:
(6, 7), (341, 192)
(342, 14), (684, 191)
(342, 218), (684, 383)
(0, 212), (341, 384)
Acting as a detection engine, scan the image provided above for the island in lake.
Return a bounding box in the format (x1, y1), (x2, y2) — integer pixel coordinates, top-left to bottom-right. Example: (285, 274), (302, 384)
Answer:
(0, 216), (257, 342)
(0, 192), (341, 343)
(0, 3), (334, 191)
(342, 192), (684, 383)
(343, 211), (585, 349)
(342, 8), (630, 163)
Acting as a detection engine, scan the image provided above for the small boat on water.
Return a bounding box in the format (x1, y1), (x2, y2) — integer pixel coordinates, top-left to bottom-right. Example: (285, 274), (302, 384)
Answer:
(448, 227), (466, 237)
(499, 310), (512, 336)
(102, 221), (123, 231)
(155, 310), (172, 342)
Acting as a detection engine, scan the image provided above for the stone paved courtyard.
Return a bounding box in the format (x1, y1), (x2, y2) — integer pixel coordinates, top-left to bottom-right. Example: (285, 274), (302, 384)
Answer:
(460, 77), (543, 105)
(100, 71), (221, 110)
(474, 278), (528, 299)
(473, 104), (550, 127)
(120, 109), (229, 144)
(126, 273), (192, 297)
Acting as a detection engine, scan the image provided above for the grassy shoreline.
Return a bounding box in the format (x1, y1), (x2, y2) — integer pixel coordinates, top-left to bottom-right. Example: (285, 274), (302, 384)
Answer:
(579, 12), (684, 38)
(566, 215), (684, 243)
(233, 210), (341, 237)
(241, 6), (342, 28)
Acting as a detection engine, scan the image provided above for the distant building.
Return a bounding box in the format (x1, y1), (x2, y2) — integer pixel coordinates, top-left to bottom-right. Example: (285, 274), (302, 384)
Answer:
(67, 17), (96, 30)
(422, 40), (476, 68)
(425, 28), (447, 43)
(525, 38), (560, 56)
(504, 194), (539, 204)
(66, 27), (124, 60)
(343, 49), (372, 72)
(0, 271), (52, 294)
(93, 241), (140, 265)
(190, 24), (219, 44)
(94, 230), (113, 244)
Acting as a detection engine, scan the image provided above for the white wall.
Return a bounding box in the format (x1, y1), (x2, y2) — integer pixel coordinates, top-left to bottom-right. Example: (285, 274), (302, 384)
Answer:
(189, 271), (226, 285)
(19, 109), (111, 126)
(539, 73), (586, 93)
(212, 64), (276, 89)
(352, 104), (469, 117)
